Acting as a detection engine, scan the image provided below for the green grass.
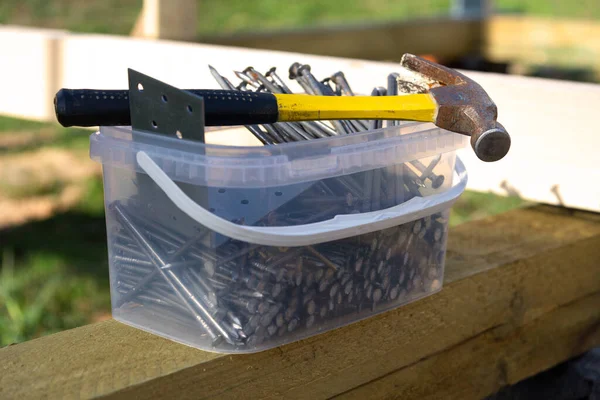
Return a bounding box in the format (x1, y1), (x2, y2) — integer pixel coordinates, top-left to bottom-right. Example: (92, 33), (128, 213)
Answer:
(449, 191), (528, 227)
(0, 178), (65, 199)
(0, 246), (109, 346)
(0, 115), (91, 153)
(0, 115), (109, 347)
(0, 116), (49, 131)
(0, 0), (597, 38)
(0, 170), (109, 347)
(494, 0), (600, 19)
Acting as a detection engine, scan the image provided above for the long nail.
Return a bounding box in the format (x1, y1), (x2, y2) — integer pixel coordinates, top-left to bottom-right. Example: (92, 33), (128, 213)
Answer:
(111, 202), (232, 345)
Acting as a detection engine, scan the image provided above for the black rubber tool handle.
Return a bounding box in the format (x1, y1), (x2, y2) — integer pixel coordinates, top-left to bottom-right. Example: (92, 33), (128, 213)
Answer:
(54, 89), (279, 127)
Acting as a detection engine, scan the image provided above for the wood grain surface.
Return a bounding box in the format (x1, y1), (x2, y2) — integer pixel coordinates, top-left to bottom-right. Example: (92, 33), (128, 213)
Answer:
(1, 205), (599, 400)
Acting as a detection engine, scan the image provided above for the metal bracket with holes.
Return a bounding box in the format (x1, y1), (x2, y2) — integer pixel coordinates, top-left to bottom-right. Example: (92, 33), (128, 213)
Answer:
(128, 68), (205, 142)
(126, 68), (314, 247)
(127, 68), (209, 243)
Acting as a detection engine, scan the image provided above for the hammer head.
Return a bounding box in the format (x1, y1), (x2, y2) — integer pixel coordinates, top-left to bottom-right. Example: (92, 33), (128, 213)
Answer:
(399, 54), (511, 162)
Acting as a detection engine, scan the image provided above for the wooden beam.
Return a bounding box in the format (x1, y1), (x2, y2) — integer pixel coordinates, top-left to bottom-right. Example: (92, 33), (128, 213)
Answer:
(131, 0), (198, 41)
(1, 205), (599, 399)
(199, 18), (484, 63)
(336, 292), (600, 399)
(486, 16), (600, 72)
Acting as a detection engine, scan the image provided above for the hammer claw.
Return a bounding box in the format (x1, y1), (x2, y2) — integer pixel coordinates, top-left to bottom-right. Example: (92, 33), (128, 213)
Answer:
(400, 54), (466, 87)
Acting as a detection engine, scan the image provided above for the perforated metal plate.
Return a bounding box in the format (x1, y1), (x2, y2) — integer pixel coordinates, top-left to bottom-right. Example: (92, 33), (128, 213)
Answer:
(128, 68), (205, 142)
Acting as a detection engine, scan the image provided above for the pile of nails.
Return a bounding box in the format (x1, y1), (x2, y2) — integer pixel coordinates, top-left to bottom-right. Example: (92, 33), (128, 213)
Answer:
(111, 203), (448, 349)
(209, 63), (423, 144)
(109, 63), (452, 349)
(209, 62), (446, 215)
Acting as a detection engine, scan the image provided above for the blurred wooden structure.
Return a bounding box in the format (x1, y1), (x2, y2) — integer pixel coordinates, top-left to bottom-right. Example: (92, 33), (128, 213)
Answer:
(200, 18), (485, 64)
(199, 15), (600, 73)
(486, 16), (600, 75)
(1, 205), (599, 399)
(131, 0), (197, 41)
(128, 0), (600, 73)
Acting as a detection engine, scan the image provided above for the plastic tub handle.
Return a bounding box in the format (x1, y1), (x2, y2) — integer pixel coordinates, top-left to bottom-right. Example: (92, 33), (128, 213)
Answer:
(136, 151), (468, 246)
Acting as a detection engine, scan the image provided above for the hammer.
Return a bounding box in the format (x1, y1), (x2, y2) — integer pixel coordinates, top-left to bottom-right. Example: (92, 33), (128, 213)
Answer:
(54, 54), (510, 162)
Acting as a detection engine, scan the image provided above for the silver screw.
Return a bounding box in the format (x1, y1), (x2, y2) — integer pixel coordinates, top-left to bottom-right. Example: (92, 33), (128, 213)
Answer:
(116, 263), (152, 278)
(113, 242), (148, 260)
(222, 295), (259, 314)
(250, 260), (284, 282)
(113, 255), (153, 267)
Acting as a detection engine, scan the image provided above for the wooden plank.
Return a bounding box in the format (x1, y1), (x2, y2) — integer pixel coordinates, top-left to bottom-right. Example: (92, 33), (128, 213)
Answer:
(199, 18), (484, 63)
(335, 292), (600, 399)
(1, 205), (599, 400)
(486, 16), (600, 70)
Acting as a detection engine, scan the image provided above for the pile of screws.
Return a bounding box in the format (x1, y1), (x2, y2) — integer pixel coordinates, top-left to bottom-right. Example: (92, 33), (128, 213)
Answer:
(111, 199), (449, 349)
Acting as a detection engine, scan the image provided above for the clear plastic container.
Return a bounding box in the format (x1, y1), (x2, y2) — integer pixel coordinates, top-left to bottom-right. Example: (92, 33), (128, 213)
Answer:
(91, 122), (469, 353)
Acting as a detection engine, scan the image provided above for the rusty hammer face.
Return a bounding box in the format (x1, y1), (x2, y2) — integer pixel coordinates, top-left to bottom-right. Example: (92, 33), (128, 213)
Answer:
(397, 54), (511, 162)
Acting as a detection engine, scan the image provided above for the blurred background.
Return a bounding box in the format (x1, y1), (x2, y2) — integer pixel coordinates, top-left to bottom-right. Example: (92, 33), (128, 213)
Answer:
(0, 0), (597, 346)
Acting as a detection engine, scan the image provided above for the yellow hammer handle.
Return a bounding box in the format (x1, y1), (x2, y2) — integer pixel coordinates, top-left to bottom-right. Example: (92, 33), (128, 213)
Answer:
(274, 93), (437, 122)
